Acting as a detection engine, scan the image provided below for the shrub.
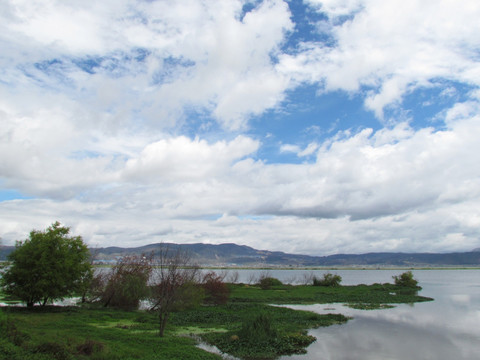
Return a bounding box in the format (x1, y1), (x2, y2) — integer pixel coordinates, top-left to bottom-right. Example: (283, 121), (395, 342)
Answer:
(209, 313), (317, 359)
(312, 273), (342, 287)
(393, 271), (418, 288)
(258, 277), (283, 290)
(76, 339), (104, 356)
(238, 313), (277, 342)
(101, 254), (153, 310)
(34, 342), (69, 360)
(202, 272), (230, 305)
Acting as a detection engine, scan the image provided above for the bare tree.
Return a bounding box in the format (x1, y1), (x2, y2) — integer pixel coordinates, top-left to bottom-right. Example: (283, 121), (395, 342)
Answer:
(302, 271), (316, 285)
(247, 272), (257, 285)
(149, 246), (202, 337)
(226, 270), (240, 284)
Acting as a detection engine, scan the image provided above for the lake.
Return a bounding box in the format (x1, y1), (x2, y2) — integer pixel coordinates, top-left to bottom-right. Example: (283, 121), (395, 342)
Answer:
(231, 269), (479, 360)
(208, 269), (479, 360)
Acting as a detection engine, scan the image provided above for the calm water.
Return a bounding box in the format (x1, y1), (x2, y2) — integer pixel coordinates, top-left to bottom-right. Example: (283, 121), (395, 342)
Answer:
(210, 269), (480, 360)
(251, 269), (479, 360)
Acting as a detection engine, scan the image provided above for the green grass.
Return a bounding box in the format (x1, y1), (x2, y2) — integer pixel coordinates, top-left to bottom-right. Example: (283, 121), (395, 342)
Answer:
(0, 304), (344, 360)
(171, 303), (348, 359)
(228, 282), (433, 305)
(0, 306), (221, 360)
(0, 282), (433, 360)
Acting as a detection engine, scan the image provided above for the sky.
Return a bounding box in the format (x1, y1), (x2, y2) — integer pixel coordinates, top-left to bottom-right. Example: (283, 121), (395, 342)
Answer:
(1, 0), (480, 255)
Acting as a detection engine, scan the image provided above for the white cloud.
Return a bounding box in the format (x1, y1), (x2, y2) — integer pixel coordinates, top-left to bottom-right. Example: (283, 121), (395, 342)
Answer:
(298, 142), (319, 157)
(123, 135), (259, 182)
(280, 144), (301, 153)
(279, 142), (319, 157)
(4, 100), (480, 254)
(283, 0), (480, 120)
(306, 0), (364, 16)
(0, 0), (294, 131)
(1, 0), (480, 255)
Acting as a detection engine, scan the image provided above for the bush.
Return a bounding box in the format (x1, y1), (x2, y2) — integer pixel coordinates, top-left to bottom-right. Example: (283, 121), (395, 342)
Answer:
(101, 254), (153, 310)
(312, 273), (342, 287)
(76, 339), (104, 356)
(258, 277), (283, 290)
(34, 342), (69, 360)
(238, 313), (277, 343)
(393, 271), (418, 288)
(207, 313), (317, 359)
(202, 272), (230, 305)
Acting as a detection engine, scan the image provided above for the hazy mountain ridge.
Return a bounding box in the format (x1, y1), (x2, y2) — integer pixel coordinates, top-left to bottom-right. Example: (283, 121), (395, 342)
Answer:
(2, 242), (480, 267)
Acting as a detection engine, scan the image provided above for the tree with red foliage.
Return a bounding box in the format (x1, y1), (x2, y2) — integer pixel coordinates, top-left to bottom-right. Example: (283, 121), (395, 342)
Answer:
(202, 271), (230, 305)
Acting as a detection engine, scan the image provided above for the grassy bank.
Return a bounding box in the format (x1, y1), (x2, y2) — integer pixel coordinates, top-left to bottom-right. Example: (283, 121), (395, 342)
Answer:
(0, 282), (432, 360)
(1, 306), (220, 360)
(228, 282), (433, 305)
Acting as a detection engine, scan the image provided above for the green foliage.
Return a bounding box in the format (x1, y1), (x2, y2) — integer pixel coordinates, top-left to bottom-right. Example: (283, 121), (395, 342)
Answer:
(345, 303), (395, 310)
(228, 282), (431, 305)
(1, 222), (92, 307)
(171, 302), (348, 359)
(312, 273), (342, 287)
(170, 281), (205, 312)
(197, 305), (328, 359)
(393, 271), (419, 288)
(0, 277), (433, 360)
(258, 277), (283, 290)
(238, 313), (277, 341)
(1, 307), (221, 360)
(33, 342), (70, 360)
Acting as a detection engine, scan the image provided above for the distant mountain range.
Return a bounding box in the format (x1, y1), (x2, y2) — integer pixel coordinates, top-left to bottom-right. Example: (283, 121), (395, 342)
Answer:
(3, 242), (479, 267)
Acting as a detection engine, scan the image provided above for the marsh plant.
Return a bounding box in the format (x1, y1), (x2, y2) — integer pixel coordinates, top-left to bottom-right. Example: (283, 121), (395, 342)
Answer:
(238, 313), (277, 342)
(313, 273), (342, 287)
(393, 271), (419, 288)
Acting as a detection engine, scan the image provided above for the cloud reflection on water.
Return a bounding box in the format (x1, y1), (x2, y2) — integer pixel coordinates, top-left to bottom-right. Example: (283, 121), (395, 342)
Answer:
(278, 270), (480, 360)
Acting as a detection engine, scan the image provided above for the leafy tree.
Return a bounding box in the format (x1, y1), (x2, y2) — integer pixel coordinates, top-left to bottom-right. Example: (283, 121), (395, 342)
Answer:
(149, 246), (203, 336)
(1, 222), (92, 307)
(312, 273), (342, 287)
(393, 271), (418, 288)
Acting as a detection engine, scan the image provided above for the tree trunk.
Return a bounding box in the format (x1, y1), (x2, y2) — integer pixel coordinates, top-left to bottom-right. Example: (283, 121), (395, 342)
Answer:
(158, 311), (169, 337)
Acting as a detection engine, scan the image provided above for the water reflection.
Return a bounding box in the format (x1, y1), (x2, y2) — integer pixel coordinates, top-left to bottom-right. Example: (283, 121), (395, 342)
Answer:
(278, 270), (480, 360)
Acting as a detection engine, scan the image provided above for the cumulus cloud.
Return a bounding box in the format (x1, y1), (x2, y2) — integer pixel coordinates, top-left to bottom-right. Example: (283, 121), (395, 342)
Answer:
(1, 0), (480, 255)
(1, 0), (294, 131)
(284, 0), (480, 120)
(4, 100), (479, 254)
(123, 135), (259, 182)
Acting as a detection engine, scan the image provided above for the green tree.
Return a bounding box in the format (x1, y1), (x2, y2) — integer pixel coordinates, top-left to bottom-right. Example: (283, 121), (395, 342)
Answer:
(312, 273), (342, 287)
(1, 222), (92, 307)
(393, 271), (418, 288)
